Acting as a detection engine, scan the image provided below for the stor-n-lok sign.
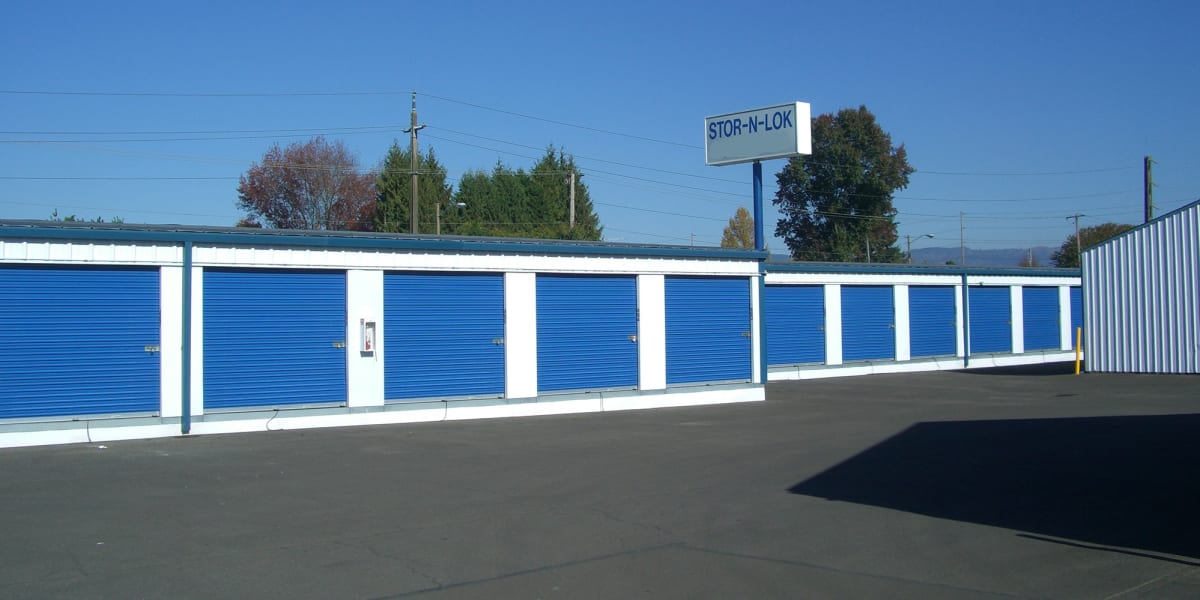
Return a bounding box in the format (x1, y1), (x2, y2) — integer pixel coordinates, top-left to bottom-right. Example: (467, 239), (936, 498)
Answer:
(705, 102), (811, 166)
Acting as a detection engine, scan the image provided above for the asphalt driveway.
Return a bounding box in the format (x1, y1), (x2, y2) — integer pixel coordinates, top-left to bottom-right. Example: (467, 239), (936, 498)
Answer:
(1, 364), (1197, 599)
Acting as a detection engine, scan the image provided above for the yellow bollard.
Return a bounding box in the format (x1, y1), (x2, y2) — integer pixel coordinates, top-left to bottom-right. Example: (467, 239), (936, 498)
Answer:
(1080, 328), (1089, 374)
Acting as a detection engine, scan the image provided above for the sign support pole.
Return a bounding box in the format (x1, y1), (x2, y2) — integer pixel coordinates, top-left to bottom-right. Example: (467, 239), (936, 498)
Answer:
(753, 160), (764, 251)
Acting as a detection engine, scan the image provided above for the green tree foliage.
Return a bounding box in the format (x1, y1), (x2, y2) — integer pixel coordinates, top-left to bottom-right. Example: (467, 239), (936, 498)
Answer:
(374, 143), (453, 233)
(720, 207), (755, 249)
(1051, 222), (1134, 268)
(451, 147), (602, 240)
(237, 137), (375, 230)
(49, 209), (123, 224)
(773, 106), (913, 262)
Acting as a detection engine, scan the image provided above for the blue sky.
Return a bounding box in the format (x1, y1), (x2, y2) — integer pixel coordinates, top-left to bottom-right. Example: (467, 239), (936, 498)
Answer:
(3, 1), (1197, 255)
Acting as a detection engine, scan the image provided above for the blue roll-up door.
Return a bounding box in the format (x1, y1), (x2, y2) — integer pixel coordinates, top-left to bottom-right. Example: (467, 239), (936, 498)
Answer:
(1023, 287), (1060, 351)
(841, 286), (896, 361)
(665, 277), (751, 384)
(764, 285), (825, 365)
(204, 269), (346, 409)
(969, 287), (1012, 354)
(385, 272), (504, 400)
(909, 286), (957, 358)
(1070, 287), (1083, 348)
(537, 274), (638, 393)
(0, 266), (160, 419)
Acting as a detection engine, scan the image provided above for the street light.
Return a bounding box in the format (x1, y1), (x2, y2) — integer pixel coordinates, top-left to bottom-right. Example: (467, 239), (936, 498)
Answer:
(906, 233), (934, 264)
(436, 202), (466, 235)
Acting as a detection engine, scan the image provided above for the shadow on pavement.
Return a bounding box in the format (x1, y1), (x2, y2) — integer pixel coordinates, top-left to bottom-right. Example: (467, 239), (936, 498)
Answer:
(954, 362), (1076, 376)
(790, 413), (1200, 560)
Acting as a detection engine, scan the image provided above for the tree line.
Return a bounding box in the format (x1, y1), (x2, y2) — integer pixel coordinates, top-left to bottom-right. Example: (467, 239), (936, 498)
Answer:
(236, 137), (602, 241)
(721, 105), (1133, 266)
(234, 115), (1128, 262)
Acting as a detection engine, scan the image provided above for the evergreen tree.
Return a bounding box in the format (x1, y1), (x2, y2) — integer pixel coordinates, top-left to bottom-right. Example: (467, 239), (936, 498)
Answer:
(374, 143), (452, 233)
(449, 148), (602, 240)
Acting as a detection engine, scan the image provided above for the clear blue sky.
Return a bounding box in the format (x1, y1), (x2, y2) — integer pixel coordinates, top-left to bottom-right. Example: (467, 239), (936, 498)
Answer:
(3, 1), (1197, 255)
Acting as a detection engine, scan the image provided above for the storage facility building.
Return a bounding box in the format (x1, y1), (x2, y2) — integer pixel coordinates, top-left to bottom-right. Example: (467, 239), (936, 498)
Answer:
(1082, 199), (1199, 374)
(763, 263), (1082, 379)
(1, 221), (1082, 448)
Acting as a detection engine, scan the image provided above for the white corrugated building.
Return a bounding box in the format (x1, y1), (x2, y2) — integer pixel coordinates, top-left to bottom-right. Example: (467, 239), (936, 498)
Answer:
(1082, 199), (1199, 373)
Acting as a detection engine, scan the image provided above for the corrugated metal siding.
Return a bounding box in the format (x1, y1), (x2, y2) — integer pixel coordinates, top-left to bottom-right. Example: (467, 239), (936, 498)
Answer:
(665, 276), (751, 384)
(968, 287), (1012, 354)
(1070, 287), (1082, 348)
(204, 269), (347, 409)
(384, 272), (505, 400)
(909, 286), (957, 357)
(1022, 287), (1060, 351)
(536, 274), (638, 392)
(764, 285), (825, 365)
(841, 286), (895, 361)
(1084, 201), (1199, 373)
(0, 266), (160, 419)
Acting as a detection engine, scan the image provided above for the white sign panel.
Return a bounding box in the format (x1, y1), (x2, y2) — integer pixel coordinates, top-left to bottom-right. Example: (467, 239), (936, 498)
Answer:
(704, 102), (811, 166)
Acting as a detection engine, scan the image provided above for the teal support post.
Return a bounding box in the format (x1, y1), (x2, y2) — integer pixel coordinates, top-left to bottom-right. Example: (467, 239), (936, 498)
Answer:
(181, 241), (192, 434)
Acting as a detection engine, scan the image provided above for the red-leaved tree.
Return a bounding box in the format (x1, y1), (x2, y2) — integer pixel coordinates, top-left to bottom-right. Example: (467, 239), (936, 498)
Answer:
(237, 137), (375, 230)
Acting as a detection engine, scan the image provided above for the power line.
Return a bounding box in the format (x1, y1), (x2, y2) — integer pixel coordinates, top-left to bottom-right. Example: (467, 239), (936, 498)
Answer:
(0, 89), (405, 97)
(427, 125), (744, 184)
(917, 166), (1137, 176)
(0, 128), (407, 144)
(594, 202), (726, 222)
(418, 92), (700, 150)
(0, 175), (237, 181)
(0, 125), (406, 136)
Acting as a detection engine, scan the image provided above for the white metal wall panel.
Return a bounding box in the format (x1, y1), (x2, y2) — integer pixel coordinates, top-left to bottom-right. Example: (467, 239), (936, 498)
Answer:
(1084, 201), (1199, 373)
(1070, 287), (1082, 348)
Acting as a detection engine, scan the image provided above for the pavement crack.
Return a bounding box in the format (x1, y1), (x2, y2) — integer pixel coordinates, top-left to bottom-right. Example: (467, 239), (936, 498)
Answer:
(1102, 565), (1199, 600)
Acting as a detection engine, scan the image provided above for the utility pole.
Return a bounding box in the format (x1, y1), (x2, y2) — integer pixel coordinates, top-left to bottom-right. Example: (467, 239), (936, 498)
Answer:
(1067, 213), (1085, 267)
(404, 92), (425, 234)
(567, 170), (576, 229)
(1144, 155), (1154, 223)
(865, 238), (872, 263)
(959, 211), (966, 266)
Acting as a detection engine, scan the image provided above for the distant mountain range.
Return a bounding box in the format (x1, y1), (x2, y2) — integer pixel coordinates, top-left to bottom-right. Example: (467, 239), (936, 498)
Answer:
(910, 246), (1056, 267)
(768, 246), (1059, 268)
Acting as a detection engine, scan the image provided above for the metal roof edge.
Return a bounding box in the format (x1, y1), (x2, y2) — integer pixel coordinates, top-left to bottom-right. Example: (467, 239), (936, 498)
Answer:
(763, 261), (1079, 278)
(0, 221), (769, 262)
